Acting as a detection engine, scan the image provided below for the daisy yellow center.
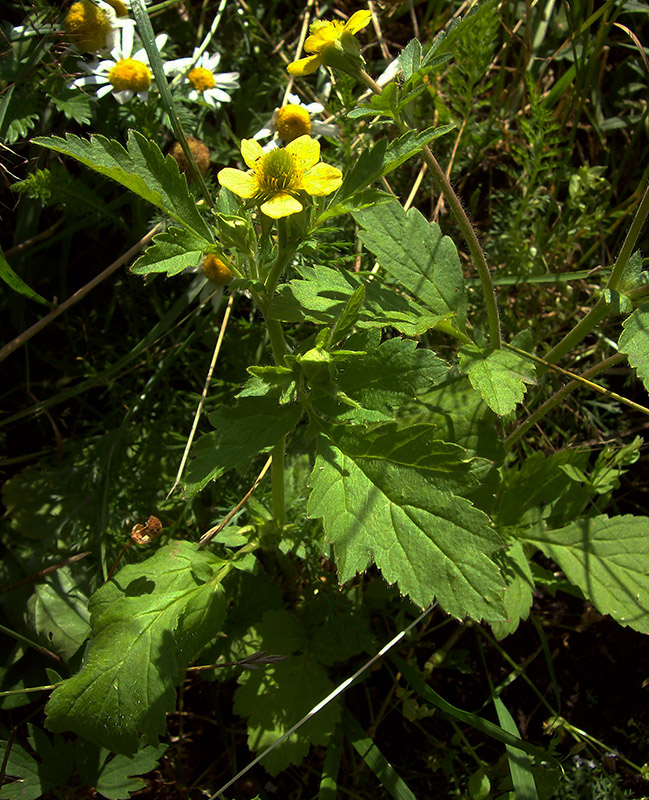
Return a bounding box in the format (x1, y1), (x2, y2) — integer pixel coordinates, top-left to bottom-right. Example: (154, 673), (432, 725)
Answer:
(276, 105), (311, 143)
(202, 254), (233, 285)
(255, 149), (302, 195)
(188, 67), (215, 92)
(108, 58), (152, 92)
(104, 0), (129, 16)
(64, 0), (113, 51)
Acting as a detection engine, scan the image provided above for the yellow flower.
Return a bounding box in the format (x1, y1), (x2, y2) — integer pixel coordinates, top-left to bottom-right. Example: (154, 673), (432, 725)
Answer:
(217, 136), (342, 219)
(287, 9), (372, 76)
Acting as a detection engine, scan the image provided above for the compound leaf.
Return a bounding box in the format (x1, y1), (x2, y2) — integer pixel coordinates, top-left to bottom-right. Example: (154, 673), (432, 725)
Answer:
(45, 541), (227, 754)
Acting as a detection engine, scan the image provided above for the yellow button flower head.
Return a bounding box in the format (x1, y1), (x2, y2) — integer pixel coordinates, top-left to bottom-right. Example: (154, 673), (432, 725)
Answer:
(64, 0), (114, 51)
(288, 9), (372, 77)
(217, 136), (342, 219)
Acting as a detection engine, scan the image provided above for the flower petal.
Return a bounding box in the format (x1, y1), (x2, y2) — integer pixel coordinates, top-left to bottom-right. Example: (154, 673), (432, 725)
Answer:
(217, 168), (258, 198)
(286, 135), (320, 170)
(260, 193), (303, 219)
(305, 23), (341, 53)
(287, 54), (322, 76)
(240, 139), (264, 169)
(344, 10), (372, 34)
(301, 163), (343, 196)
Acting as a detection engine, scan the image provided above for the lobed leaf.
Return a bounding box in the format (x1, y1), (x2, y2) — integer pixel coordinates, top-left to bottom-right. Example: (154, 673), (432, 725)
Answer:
(307, 424), (506, 620)
(459, 344), (536, 416)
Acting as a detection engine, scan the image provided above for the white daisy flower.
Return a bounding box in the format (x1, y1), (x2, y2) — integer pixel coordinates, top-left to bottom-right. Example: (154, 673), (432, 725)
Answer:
(253, 92), (339, 148)
(163, 49), (239, 108)
(69, 25), (167, 104)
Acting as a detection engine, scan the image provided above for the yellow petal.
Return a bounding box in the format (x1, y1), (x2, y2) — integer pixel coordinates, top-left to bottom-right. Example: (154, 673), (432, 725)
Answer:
(217, 168), (258, 198)
(301, 163), (343, 196)
(305, 23), (341, 53)
(260, 193), (304, 218)
(286, 135), (320, 170)
(240, 139), (264, 169)
(345, 10), (372, 34)
(287, 54), (322, 76)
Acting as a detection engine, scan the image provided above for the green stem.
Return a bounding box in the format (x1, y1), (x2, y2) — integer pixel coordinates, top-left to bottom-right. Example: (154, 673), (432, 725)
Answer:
(540, 296), (610, 370)
(271, 436), (286, 526)
(264, 218), (296, 296)
(607, 179), (649, 291)
(504, 352), (628, 450)
(357, 68), (502, 350)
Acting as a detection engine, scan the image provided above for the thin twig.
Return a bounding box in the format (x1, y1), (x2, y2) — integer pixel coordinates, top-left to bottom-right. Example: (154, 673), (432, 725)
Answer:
(0, 224), (161, 364)
(0, 551), (92, 595)
(210, 603), (437, 799)
(199, 454), (273, 548)
(167, 292), (235, 498)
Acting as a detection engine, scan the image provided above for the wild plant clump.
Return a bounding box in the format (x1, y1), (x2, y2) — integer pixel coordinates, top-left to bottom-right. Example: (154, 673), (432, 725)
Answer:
(1, 1), (648, 797)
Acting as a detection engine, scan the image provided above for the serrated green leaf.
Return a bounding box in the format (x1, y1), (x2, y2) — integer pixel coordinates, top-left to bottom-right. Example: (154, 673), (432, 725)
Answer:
(185, 396), (303, 494)
(130, 227), (208, 276)
(311, 336), (450, 422)
(490, 542), (534, 639)
(523, 515), (649, 633)
(94, 745), (167, 800)
(381, 125), (455, 176)
(329, 284), (365, 345)
(0, 242), (51, 306)
(32, 131), (213, 241)
(619, 302), (649, 393)
(307, 426), (506, 619)
(495, 450), (591, 532)
(353, 200), (467, 324)
(459, 345), (536, 415)
(44, 541), (227, 754)
(0, 727), (75, 800)
(234, 652), (340, 774)
(399, 38), (422, 80)
(269, 264), (444, 337)
(48, 87), (93, 125)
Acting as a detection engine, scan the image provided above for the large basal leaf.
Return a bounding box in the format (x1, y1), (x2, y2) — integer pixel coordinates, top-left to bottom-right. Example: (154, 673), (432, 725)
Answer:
(307, 424), (506, 620)
(619, 302), (649, 394)
(459, 344), (536, 416)
(352, 200), (467, 324)
(130, 227), (207, 277)
(523, 515), (649, 633)
(45, 541), (227, 754)
(185, 396), (303, 495)
(269, 264), (443, 337)
(32, 131), (213, 241)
